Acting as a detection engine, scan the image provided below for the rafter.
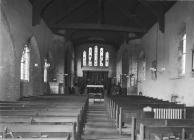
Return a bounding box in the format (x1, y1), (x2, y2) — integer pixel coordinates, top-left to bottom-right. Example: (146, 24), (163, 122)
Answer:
(51, 23), (147, 33)
(73, 38), (118, 48)
(32, 0), (54, 26)
(41, 0), (55, 16)
(54, 0), (88, 25)
(138, 0), (165, 32)
(98, 0), (105, 24)
(109, 1), (144, 28)
(53, 31), (64, 37)
(79, 9), (98, 23)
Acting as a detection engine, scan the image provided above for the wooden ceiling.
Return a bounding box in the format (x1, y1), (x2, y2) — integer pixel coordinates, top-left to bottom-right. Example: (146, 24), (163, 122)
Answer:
(30, 0), (176, 48)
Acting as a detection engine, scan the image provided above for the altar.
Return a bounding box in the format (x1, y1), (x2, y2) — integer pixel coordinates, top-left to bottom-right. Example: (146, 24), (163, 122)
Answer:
(86, 85), (104, 102)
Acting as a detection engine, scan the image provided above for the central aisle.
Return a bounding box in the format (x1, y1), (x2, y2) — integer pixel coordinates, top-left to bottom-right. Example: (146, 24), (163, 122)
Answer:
(82, 101), (129, 140)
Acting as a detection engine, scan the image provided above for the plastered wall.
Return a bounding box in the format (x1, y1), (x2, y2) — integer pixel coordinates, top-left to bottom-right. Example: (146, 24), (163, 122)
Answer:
(48, 35), (66, 84)
(0, 0), (53, 100)
(140, 1), (194, 106)
(116, 40), (141, 95)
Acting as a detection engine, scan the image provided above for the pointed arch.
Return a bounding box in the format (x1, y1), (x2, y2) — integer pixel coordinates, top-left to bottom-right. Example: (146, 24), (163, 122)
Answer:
(20, 44), (30, 81)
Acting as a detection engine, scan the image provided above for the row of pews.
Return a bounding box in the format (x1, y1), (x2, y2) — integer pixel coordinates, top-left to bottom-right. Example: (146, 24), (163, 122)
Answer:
(105, 95), (194, 140)
(0, 95), (89, 140)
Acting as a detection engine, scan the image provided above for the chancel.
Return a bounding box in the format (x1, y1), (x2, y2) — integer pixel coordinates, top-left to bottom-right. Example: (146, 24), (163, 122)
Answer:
(1, 0), (194, 140)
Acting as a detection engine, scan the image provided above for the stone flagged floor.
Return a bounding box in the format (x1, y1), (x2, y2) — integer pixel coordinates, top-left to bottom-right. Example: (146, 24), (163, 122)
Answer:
(81, 101), (130, 140)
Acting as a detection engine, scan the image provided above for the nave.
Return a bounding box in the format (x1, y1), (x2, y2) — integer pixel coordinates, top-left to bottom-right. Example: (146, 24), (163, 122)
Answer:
(1, 0), (194, 140)
(0, 95), (194, 140)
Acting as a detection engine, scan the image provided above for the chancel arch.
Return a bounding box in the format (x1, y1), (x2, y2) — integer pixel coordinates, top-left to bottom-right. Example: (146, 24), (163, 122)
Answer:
(75, 42), (116, 94)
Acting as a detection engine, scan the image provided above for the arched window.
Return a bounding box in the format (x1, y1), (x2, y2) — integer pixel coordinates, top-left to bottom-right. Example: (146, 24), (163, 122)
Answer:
(178, 33), (186, 76)
(105, 52), (109, 67)
(83, 50), (87, 66)
(88, 47), (92, 66)
(94, 45), (98, 66)
(20, 44), (30, 81)
(100, 48), (104, 66)
(142, 61), (146, 81)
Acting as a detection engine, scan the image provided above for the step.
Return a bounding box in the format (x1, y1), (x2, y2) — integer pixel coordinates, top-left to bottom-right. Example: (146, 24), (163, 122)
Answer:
(87, 114), (108, 118)
(85, 123), (114, 129)
(87, 109), (106, 111)
(82, 134), (129, 140)
(86, 117), (112, 122)
(86, 121), (114, 126)
(88, 109), (105, 111)
(84, 129), (119, 136)
(87, 112), (107, 115)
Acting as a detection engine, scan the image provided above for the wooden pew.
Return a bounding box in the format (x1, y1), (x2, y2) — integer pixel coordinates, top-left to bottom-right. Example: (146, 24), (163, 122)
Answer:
(0, 96), (89, 140)
(106, 95), (186, 121)
(0, 110), (38, 116)
(0, 95), (88, 139)
(0, 116), (77, 123)
(0, 123), (75, 140)
(2, 138), (69, 140)
(0, 116), (32, 123)
(0, 115), (82, 139)
(104, 95), (189, 139)
(0, 105), (84, 117)
(138, 124), (194, 140)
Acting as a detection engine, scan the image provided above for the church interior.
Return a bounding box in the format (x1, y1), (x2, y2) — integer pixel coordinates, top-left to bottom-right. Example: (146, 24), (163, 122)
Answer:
(0, 0), (194, 140)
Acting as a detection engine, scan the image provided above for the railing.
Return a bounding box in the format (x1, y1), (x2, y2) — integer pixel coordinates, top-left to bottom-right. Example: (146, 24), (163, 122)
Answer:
(153, 107), (186, 119)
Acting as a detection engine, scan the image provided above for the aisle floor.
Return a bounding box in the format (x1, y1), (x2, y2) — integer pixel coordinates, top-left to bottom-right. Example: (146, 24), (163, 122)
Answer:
(81, 101), (130, 140)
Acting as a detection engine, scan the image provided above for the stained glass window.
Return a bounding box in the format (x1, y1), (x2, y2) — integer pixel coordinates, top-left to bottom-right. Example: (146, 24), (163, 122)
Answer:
(82, 46), (109, 67)
(20, 45), (30, 81)
(88, 47), (92, 66)
(83, 50), (87, 66)
(105, 52), (109, 67)
(100, 48), (104, 66)
(94, 46), (98, 66)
